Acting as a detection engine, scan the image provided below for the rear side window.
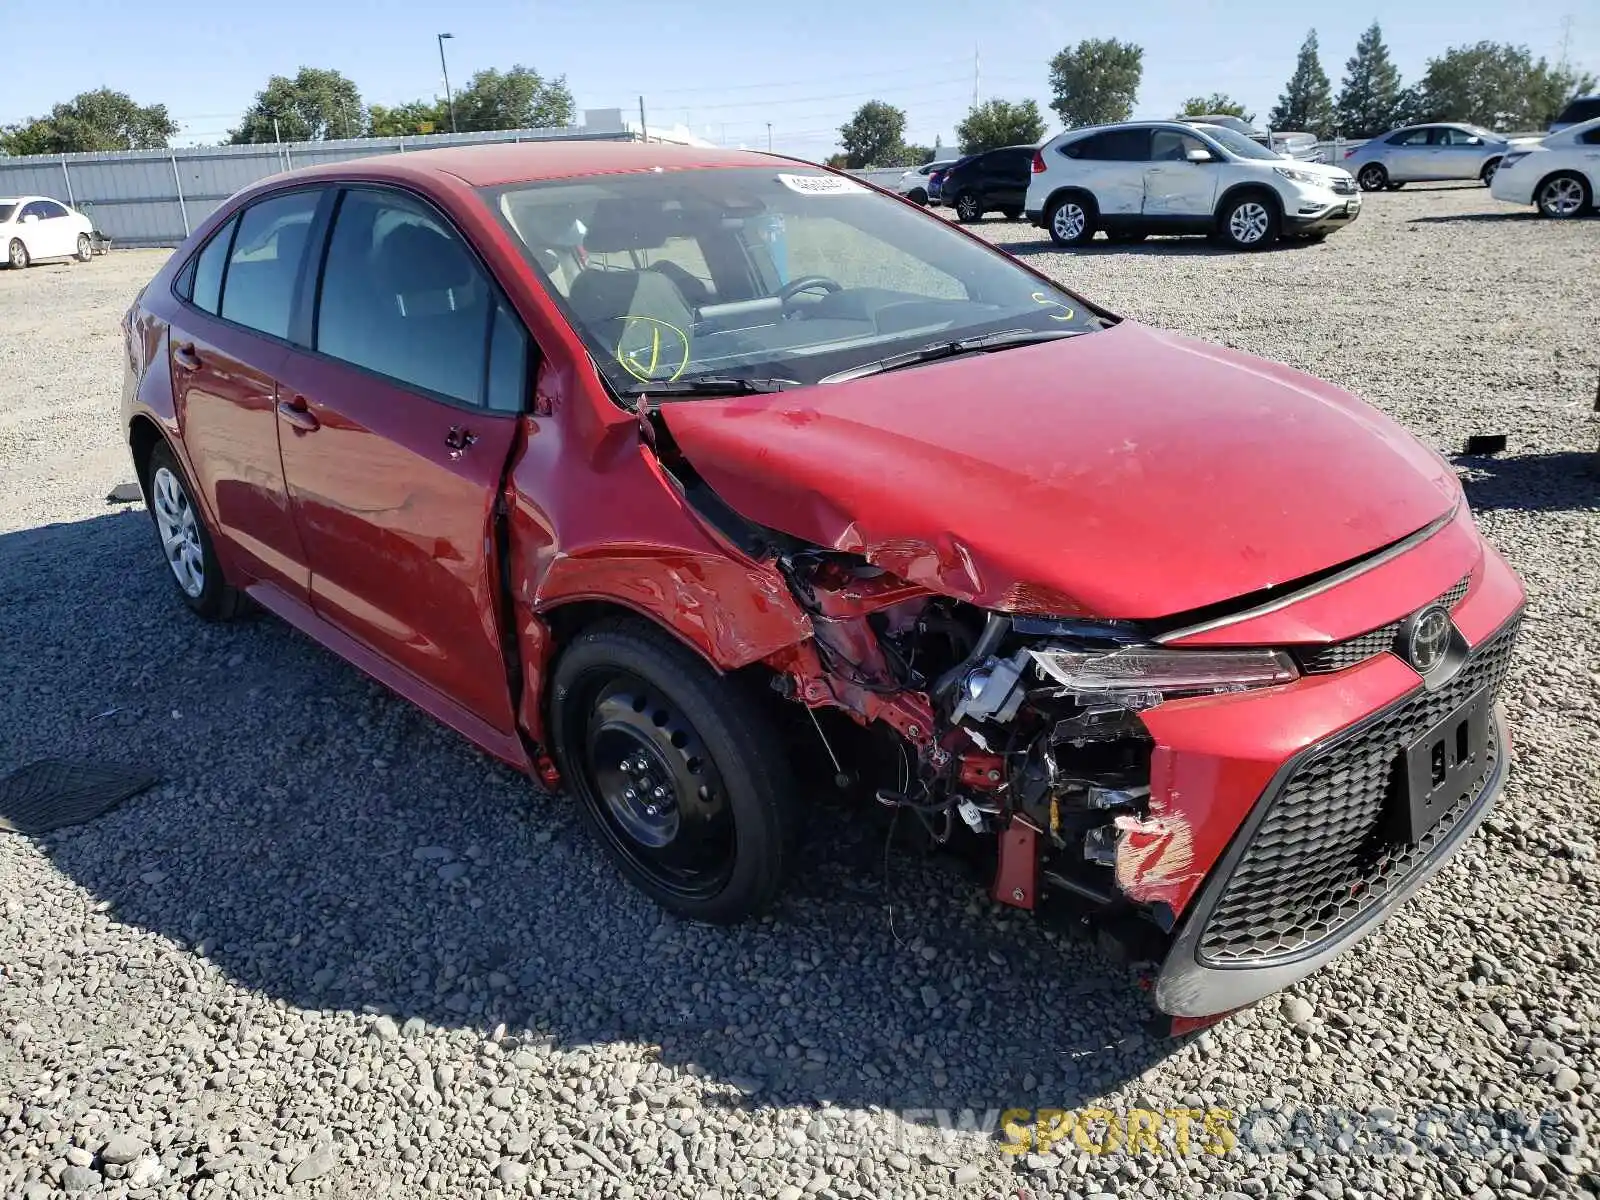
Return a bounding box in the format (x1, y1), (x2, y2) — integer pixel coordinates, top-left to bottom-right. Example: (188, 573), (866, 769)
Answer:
(219, 191), (319, 339)
(1583, 126), (1600, 145)
(1066, 129), (1151, 161)
(1557, 98), (1600, 125)
(187, 216), (236, 315)
(1388, 128), (1431, 146)
(316, 188), (507, 406)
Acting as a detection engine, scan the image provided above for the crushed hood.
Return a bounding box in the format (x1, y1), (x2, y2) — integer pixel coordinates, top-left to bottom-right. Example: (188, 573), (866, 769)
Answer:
(660, 321), (1459, 619)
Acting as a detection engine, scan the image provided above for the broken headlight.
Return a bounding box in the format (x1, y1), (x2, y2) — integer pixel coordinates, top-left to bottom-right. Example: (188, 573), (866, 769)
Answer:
(1028, 645), (1298, 708)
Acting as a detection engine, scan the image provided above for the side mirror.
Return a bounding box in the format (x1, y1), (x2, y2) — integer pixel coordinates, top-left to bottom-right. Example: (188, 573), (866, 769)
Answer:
(1186, 148), (1214, 163)
(22, 214), (39, 224)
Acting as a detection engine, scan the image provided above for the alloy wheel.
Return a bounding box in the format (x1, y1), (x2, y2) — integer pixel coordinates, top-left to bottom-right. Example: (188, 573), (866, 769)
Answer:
(956, 193), (980, 221)
(151, 466), (205, 597)
(1051, 202), (1086, 242)
(1539, 177), (1585, 217)
(1357, 165), (1386, 191)
(8, 240), (25, 269)
(1229, 202), (1270, 245)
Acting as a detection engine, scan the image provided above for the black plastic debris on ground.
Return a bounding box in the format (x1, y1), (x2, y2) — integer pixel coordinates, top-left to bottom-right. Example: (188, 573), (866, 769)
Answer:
(106, 482), (144, 504)
(1463, 434), (1508, 456)
(0, 761), (159, 835)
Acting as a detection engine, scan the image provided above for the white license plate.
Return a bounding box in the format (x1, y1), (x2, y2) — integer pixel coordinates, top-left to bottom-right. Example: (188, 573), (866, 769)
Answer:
(1345, 199), (1361, 214)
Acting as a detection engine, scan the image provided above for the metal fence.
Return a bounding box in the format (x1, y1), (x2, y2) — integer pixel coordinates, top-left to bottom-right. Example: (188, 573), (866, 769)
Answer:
(0, 111), (650, 248)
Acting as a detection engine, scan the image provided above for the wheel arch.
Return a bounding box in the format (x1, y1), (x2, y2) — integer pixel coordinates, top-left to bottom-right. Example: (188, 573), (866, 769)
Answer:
(1214, 183), (1283, 225)
(1534, 167), (1594, 208)
(1044, 186), (1100, 219)
(127, 413), (168, 501)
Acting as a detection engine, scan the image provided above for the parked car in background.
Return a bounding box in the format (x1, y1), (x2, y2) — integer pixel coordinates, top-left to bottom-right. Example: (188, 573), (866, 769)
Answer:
(122, 141), (1525, 1028)
(1267, 131), (1320, 161)
(1, 196), (95, 269)
(1177, 114), (1262, 140)
(1550, 95), (1600, 133)
(1027, 121), (1360, 249)
(941, 145), (1036, 222)
(1490, 115), (1600, 218)
(895, 159), (958, 206)
(1343, 124), (1510, 191)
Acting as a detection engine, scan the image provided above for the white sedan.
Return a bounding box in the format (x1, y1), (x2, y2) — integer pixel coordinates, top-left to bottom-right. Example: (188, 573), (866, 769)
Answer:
(1, 196), (96, 268)
(1490, 116), (1600, 218)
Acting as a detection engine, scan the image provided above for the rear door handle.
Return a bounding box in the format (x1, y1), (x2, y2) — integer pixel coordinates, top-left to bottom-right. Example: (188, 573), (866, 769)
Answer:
(173, 343), (202, 371)
(276, 396), (320, 433)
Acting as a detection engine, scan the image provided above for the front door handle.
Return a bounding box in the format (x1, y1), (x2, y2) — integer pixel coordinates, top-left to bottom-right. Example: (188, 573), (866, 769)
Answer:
(444, 425), (477, 454)
(277, 396), (320, 433)
(173, 343), (202, 371)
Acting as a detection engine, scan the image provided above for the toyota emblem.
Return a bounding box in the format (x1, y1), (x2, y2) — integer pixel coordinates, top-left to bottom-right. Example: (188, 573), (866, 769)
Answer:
(1405, 605), (1453, 674)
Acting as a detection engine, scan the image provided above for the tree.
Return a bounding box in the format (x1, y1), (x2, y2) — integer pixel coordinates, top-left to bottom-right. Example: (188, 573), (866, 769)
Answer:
(1178, 94), (1254, 122)
(1268, 31), (1334, 136)
(837, 101), (907, 168)
(956, 98), (1047, 153)
(367, 100), (449, 137)
(903, 143), (937, 165)
(230, 68), (365, 143)
(453, 66), (575, 132)
(0, 89), (177, 155)
(1336, 23), (1404, 137)
(1048, 39), (1143, 128)
(1404, 42), (1596, 131)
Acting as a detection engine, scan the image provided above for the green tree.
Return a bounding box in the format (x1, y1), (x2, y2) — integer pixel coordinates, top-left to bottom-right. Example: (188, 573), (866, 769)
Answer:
(1, 89), (178, 155)
(1405, 42), (1596, 130)
(1336, 23), (1404, 137)
(230, 68), (365, 143)
(902, 143), (937, 165)
(1268, 31), (1333, 136)
(956, 98), (1047, 153)
(367, 100), (450, 137)
(1178, 94), (1254, 122)
(453, 66), (575, 132)
(837, 100), (907, 168)
(1048, 39), (1143, 128)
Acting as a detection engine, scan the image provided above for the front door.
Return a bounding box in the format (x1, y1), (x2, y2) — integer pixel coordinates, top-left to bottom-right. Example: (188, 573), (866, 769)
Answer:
(1434, 127), (1489, 178)
(1387, 128), (1435, 180)
(21, 200), (71, 258)
(986, 148), (1030, 211)
(1144, 129), (1220, 218)
(274, 185), (530, 733)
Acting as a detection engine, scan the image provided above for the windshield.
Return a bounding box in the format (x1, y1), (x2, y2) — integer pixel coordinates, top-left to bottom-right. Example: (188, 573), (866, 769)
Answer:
(1201, 127), (1281, 161)
(0, 204), (15, 224)
(485, 167), (1103, 399)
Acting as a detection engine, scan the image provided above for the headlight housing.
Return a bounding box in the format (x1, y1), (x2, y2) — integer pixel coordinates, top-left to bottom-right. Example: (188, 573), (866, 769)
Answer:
(1498, 151), (1531, 169)
(1029, 645), (1299, 709)
(1273, 166), (1326, 186)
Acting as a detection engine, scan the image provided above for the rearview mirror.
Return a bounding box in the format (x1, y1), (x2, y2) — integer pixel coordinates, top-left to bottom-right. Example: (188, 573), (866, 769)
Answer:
(1186, 148), (1214, 163)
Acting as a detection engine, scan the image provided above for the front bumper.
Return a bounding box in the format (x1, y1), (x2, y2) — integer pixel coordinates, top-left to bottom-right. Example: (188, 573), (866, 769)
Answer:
(1489, 166), (1536, 205)
(1152, 606), (1520, 1017)
(1283, 193), (1362, 232)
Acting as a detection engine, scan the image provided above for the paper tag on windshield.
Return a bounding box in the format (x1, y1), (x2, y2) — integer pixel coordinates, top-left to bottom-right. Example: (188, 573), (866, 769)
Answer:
(776, 173), (868, 196)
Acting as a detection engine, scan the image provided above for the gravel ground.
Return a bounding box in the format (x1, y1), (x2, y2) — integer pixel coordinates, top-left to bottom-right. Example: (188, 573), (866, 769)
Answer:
(1, 183), (1597, 1200)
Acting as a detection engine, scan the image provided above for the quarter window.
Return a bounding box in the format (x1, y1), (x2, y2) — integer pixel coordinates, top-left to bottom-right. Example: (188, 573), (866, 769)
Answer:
(219, 191), (319, 339)
(189, 216), (237, 315)
(316, 188), (508, 406)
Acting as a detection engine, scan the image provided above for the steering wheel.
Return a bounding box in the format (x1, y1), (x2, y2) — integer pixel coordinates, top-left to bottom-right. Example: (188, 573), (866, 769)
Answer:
(778, 275), (844, 305)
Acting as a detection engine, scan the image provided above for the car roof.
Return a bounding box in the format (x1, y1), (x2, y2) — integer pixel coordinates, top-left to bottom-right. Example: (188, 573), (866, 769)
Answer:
(275, 141), (797, 189)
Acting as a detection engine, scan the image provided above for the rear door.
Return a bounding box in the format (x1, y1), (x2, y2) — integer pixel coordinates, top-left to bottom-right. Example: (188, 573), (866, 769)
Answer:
(1065, 128), (1151, 218)
(169, 190), (323, 597)
(273, 184), (529, 734)
(1144, 128), (1220, 217)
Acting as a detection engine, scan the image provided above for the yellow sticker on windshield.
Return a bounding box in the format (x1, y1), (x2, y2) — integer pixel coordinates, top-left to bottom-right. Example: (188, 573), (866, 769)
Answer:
(1031, 291), (1077, 322)
(614, 316), (691, 383)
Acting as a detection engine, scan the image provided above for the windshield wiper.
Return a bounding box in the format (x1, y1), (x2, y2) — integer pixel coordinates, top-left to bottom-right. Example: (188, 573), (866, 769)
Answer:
(617, 377), (797, 406)
(818, 328), (1087, 385)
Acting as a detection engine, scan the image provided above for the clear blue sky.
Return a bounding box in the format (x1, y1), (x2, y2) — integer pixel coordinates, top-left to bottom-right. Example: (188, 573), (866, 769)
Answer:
(2, 0), (1592, 155)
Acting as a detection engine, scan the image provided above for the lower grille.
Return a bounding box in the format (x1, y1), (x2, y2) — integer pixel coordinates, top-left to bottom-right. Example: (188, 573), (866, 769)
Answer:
(1296, 574), (1472, 674)
(1198, 614), (1520, 965)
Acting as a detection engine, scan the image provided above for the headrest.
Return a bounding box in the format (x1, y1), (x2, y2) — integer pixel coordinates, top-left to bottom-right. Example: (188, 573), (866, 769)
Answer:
(582, 198), (683, 253)
(376, 223), (475, 294)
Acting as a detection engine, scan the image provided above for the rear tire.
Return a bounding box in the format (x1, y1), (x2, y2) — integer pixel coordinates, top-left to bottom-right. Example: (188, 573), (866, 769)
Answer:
(1219, 193), (1280, 250)
(7, 238), (28, 270)
(549, 621), (800, 924)
(75, 233), (93, 262)
(954, 191), (983, 223)
(143, 442), (242, 620)
(1045, 195), (1096, 246)
(1356, 163), (1388, 192)
(1535, 172), (1591, 219)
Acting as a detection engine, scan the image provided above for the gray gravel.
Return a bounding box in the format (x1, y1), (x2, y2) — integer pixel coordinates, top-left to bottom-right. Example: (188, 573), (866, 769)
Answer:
(2, 182), (1598, 1199)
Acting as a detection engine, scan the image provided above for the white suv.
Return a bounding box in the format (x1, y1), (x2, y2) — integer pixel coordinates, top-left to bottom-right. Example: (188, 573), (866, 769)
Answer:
(1025, 121), (1361, 250)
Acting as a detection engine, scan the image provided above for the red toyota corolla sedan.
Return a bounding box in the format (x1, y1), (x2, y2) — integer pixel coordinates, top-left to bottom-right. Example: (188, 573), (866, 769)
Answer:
(121, 142), (1524, 1024)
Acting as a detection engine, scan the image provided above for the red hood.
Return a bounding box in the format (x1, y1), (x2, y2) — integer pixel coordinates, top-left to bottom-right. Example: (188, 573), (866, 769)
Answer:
(660, 321), (1459, 619)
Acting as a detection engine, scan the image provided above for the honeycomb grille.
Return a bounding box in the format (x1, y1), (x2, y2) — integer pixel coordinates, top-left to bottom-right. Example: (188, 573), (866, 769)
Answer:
(1295, 574), (1473, 675)
(1198, 614), (1520, 965)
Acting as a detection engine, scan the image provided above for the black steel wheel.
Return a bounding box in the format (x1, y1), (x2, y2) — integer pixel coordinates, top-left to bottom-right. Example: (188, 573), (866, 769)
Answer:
(550, 622), (798, 923)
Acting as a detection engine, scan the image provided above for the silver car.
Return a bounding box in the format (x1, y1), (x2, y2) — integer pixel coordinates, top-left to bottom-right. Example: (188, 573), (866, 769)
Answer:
(1342, 123), (1510, 191)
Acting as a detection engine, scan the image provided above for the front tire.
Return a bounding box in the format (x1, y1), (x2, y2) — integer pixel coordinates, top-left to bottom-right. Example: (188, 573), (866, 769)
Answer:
(143, 442), (241, 619)
(1219, 194), (1280, 250)
(7, 239), (28, 270)
(1357, 163), (1388, 192)
(1480, 158), (1501, 185)
(1000, 206), (1024, 220)
(1045, 195), (1095, 246)
(549, 622), (799, 924)
(907, 187), (928, 206)
(1535, 172), (1591, 219)
(75, 233), (93, 262)
(954, 191), (983, 223)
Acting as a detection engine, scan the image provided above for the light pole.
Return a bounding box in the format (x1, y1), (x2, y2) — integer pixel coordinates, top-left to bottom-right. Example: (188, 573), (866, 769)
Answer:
(766, 122), (772, 152)
(437, 33), (457, 133)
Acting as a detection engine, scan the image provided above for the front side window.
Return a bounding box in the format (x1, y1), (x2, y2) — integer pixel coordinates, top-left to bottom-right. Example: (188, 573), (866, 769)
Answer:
(1388, 128), (1431, 146)
(317, 188), (505, 406)
(219, 190), (319, 339)
(488, 167), (1103, 399)
(37, 200), (68, 218)
(1201, 127), (1280, 160)
(1151, 130), (1208, 161)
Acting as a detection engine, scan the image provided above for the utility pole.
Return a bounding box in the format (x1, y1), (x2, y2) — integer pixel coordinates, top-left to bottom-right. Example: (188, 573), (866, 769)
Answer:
(766, 122), (772, 152)
(639, 96), (648, 143)
(973, 42), (981, 109)
(1557, 14), (1574, 71)
(437, 33), (457, 133)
